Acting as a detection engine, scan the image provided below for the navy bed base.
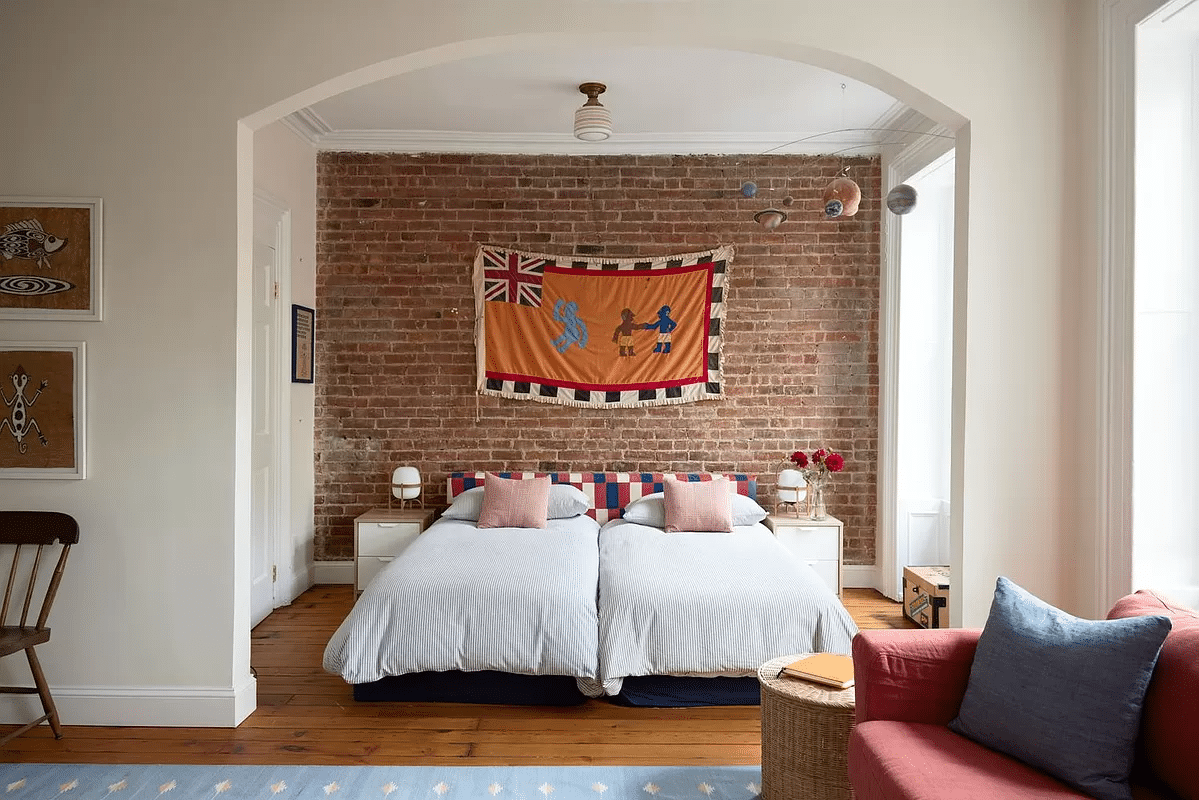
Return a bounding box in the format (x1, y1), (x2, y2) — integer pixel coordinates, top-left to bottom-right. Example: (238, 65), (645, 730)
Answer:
(611, 675), (762, 707)
(352, 670), (589, 706)
(352, 671), (760, 707)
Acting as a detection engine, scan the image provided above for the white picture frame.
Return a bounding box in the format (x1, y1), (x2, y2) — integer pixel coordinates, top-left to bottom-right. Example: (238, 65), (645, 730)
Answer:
(0, 341), (86, 479)
(0, 196), (103, 321)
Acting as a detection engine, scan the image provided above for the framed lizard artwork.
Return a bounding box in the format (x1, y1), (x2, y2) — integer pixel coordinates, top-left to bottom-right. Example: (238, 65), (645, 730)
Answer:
(0, 342), (86, 479)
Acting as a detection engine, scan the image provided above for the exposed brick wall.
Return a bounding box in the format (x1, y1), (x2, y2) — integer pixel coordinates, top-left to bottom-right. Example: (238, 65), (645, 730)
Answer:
(314, 153), (879, 565)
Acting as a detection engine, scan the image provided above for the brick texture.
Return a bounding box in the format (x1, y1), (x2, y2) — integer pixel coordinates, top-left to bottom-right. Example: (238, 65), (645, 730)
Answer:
(314, 152), (880, 565)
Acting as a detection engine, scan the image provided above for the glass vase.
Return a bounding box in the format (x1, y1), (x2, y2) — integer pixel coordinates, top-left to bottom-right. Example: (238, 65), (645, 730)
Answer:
(808, 483), (827, 520)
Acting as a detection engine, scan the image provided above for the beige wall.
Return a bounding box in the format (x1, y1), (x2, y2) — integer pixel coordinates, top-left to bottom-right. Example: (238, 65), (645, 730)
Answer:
(0, 0), (1097, 726)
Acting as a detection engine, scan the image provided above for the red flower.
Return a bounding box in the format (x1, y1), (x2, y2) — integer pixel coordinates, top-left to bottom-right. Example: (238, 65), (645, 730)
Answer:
(813, 449), (826, 463)
(824, 453), (845, 472)
(790, 451), (808, 467)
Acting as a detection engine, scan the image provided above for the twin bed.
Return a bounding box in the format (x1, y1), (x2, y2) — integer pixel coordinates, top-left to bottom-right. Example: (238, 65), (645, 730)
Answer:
(323, 471), (858, 706)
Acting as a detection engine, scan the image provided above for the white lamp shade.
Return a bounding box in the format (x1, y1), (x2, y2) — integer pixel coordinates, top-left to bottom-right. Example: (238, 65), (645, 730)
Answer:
(392, 466), (422, 500)
(777, 468), (806, 503)
(574, 104), (612, 141)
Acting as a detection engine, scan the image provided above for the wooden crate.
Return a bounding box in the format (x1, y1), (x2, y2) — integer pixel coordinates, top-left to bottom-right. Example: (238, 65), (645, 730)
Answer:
(903, 565), (951, 629)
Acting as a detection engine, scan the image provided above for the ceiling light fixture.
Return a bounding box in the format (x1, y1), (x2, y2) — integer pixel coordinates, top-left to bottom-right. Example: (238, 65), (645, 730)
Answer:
(574, 82), (612, 142)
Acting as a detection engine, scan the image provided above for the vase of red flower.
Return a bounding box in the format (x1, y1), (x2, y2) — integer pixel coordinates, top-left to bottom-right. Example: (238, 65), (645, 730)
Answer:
(789, 448), (846, 520)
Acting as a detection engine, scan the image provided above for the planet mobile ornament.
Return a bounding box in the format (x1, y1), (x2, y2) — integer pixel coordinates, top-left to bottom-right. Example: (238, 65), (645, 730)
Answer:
(823, 173), (861, 219)
(886, 184), (919, 215)
(741, 181), (758, 198)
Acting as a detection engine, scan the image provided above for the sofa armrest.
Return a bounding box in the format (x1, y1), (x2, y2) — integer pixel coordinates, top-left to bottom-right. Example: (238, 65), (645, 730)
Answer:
(853, 628), (982, 725)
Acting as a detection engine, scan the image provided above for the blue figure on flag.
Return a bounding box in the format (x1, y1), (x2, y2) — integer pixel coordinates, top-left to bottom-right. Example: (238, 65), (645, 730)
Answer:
(552, 299), (589, 353)
(642, 305), (677, 354)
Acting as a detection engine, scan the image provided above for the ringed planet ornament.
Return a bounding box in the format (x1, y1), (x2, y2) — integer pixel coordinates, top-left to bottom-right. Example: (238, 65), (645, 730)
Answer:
(886, 184), (919, 215)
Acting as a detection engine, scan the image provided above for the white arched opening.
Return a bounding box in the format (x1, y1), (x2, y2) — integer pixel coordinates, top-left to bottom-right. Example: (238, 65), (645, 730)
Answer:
(233, 33), (973, 711)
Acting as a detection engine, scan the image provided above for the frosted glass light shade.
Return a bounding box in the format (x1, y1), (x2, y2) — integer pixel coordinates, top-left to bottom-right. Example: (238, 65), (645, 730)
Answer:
(392, 466), (422, 501)
(777, 468), (806, 503)
(574, 104), (612, 141)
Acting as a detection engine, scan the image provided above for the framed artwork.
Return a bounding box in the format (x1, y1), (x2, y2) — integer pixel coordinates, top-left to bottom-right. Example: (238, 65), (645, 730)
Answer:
(291, 304), (314, 384)
(0, 197), (102, 321)
(0, 341), (86, 479)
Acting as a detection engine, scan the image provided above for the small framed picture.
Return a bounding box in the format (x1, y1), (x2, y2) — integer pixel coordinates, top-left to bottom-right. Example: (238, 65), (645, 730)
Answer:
(0, 341), (86, 479)
(291, 304), (314, 383)
(0, 197), (103, 321)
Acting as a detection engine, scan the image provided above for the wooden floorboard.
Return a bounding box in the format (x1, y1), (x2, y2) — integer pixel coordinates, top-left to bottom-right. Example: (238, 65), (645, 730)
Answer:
(0, 585), (915, 765)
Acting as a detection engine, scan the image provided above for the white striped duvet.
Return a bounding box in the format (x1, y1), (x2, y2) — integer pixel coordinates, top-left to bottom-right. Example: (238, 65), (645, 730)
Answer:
(323, 515), (603, 695)
(596, 519), (859, 695)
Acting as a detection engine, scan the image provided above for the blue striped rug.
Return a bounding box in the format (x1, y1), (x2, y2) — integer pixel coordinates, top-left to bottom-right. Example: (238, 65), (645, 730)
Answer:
(1, 764), (763, 800)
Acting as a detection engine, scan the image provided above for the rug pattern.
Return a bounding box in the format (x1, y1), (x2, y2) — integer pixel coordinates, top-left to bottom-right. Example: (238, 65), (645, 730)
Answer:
(1, 764), (763, 800)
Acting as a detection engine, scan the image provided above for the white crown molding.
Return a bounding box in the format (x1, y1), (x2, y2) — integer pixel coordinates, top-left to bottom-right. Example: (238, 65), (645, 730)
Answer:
(279, 118), (894, 156)
(281, 107), (331, 145)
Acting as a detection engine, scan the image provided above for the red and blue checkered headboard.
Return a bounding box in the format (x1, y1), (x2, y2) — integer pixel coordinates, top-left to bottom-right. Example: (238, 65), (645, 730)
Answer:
(447, 471), (757, 525)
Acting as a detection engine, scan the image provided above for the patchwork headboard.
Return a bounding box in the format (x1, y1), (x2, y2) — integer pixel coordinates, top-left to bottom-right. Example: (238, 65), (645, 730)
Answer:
(447, 471), (757, 525)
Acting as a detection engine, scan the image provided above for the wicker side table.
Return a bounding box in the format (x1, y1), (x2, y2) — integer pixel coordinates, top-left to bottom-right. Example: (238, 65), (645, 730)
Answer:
(758, 654), (857, 800)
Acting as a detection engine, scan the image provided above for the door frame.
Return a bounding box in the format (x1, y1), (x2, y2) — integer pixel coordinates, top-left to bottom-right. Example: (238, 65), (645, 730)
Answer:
(877, 117), (956, 601)
(251, 190), (292, 625)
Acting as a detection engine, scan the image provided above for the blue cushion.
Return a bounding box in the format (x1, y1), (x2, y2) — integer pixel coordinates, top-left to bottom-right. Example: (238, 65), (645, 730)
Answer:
(949, 577), (1171, 800)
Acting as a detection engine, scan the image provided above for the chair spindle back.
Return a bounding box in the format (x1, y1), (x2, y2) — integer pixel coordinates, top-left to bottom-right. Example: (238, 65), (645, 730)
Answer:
(0, 511), (80, 632)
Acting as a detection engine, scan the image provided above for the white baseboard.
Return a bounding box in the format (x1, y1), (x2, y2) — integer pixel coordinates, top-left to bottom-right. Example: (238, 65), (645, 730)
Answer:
(281, 564), (317, 605)
(313, 560), (354, 585)
(842, 564), (880, 591)
(0, 674), (257, 728)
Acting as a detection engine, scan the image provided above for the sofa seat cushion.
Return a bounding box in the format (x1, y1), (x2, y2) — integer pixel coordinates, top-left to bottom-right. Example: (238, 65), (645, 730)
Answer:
(848, 721), (1094, 800)
(1107, 590), (1199, 800)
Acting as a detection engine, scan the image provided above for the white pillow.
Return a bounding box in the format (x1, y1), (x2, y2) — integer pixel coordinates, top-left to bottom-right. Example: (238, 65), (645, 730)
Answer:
(622, 490), (768, 528)
(443, 483), (591, 521)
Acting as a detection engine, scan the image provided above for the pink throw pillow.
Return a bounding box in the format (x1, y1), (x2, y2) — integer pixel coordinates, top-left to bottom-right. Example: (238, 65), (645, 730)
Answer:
(663, 476), (733, 533)
(476, 473), (551, 529)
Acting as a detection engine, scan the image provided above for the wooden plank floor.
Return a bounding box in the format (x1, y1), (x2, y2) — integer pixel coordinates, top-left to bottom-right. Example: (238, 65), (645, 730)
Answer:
(0, 585), (915, 765)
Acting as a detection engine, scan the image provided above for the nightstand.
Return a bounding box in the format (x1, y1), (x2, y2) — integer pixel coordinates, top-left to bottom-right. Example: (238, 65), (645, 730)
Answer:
(764, 514), (844, 596)
(354, 507), (435, 596)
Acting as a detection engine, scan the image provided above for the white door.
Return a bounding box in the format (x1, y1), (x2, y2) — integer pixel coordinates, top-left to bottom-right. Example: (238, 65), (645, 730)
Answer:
(251, 198), (284, 628)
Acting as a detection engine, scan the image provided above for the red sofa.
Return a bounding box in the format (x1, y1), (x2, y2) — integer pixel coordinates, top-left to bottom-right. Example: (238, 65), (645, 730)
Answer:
(847, 590), (1198, 800)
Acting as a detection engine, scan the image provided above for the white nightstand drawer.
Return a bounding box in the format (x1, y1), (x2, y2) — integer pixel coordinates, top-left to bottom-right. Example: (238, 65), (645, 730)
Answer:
(765, 514), (843, 597)
(802, 559), (840, 592)
(776, 527), (839, 560)
(356, 556), (395, 590)
(353, 508), (435, 597)
(357, 522), (421, 557)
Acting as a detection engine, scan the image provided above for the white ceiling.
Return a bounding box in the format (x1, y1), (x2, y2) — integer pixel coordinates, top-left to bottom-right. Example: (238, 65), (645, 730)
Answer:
(284, 46), (933, 156)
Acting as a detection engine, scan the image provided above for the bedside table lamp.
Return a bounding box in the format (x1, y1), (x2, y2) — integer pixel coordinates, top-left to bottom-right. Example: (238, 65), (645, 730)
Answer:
(389, 465), (423, 509)
(776, 468), (807, 517)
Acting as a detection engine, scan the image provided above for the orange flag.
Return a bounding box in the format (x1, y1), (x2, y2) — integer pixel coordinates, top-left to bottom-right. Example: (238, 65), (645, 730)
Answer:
(474, 245), (732, 408)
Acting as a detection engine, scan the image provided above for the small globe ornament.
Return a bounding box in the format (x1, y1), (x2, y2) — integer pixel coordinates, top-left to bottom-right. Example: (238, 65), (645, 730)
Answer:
(740, 181), (758, 198)
(886, 184), (918, 215)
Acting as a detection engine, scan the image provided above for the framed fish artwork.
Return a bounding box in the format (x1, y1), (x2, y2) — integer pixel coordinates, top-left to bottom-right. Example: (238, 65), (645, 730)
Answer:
(0, 341), (86, 479)
(0, 197), (102, 321)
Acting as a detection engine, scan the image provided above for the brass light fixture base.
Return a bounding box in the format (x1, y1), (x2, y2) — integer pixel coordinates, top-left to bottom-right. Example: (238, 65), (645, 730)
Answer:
(578, 82), (607, 103)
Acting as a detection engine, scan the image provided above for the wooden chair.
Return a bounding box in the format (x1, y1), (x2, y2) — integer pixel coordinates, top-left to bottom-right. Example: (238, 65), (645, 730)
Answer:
(0, 511), (79, 745)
